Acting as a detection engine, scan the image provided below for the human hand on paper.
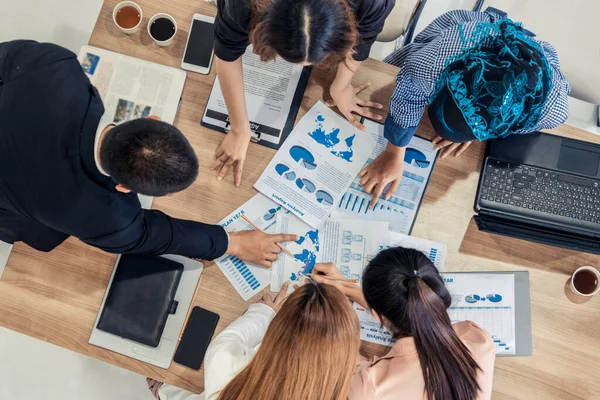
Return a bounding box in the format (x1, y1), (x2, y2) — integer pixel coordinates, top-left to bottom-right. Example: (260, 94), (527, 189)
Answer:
(311, 263), (365, 303)
(257, 282), (289, 311)
(432, 136), (474, 158)
(227, 230), (299, 269)
(359, 143), (406, 209)
(210, 128), (251, 187)
(326, 82), (383, 131)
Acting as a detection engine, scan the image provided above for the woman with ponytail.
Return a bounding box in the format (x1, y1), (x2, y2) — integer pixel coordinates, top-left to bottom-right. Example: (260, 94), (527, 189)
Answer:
(209, 0), (395, 187)
(312, 248), (496, 400)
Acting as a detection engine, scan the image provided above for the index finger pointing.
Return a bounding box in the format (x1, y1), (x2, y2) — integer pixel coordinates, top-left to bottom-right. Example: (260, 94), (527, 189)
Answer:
(370, 185), (385, 209)
(234, 160), (244, 188)
(273, 234), (300, 243)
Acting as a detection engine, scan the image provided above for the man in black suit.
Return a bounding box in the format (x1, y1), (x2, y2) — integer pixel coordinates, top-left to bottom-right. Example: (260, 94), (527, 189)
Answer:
(0, 40), (295, 267)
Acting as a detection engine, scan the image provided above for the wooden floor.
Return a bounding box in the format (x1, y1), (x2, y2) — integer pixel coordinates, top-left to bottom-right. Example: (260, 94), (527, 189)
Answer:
(0, 1), (599, 398)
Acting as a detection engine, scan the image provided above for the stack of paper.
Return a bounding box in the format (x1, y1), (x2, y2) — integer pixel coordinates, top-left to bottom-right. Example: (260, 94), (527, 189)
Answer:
(254, 101), (376, 228)
(215, 103), (446, 349)
(213, 103), (521, 357)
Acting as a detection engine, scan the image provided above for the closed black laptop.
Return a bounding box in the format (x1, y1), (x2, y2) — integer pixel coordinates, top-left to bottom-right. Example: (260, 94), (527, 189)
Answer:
(97, 254), (183, 347)
(474, 131), (600, 254)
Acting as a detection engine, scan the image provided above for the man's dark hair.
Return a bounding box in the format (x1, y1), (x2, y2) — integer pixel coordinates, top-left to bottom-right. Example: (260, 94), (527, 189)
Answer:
(100, 119), (199, 196)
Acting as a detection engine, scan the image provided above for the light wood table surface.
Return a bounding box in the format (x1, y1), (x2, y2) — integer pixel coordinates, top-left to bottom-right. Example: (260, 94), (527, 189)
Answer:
(1, 1), (600, 398)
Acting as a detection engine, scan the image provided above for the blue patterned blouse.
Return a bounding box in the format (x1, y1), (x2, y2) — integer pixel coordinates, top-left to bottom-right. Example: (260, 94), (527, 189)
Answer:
(383, 9), (570, 147)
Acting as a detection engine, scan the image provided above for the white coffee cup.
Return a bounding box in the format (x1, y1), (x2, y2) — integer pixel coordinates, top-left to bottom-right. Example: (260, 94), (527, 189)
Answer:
(570, 266), (600, 296)
(147, 13), (178, 47)
(112, 1), (143, 35)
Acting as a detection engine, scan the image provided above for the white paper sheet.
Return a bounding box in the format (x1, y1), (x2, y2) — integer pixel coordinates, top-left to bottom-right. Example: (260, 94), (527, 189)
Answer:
(381, 232), (447, 271)
(77, 46), (186, 126)
(336, 119), (437, 233)
(443, 273), (516, 355)
(202, 46), (304, 146)
(270, 215), (388, 292)
(255, 102), (376, 228)
(356, 232), (448, 346)
(214, 194), (290, 301)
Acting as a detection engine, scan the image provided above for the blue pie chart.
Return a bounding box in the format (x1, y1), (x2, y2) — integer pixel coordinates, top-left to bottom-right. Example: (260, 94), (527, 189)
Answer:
(316, 190), (334, 206)
(405, 148), (430, 168)
(263, 208), (277, 221)
(290, 146), (317, 170)
(486, 294), (503, 303)
(275, 163), (296, 181)
(296, 178), (316, 193)
(465, 294), (480, 303)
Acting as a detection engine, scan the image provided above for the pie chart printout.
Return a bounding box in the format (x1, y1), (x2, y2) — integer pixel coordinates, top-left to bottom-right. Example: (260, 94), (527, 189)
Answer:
(296, 178), (316, 193)
(404, 148), (430, 168)
(316, 190), (334, 206)
(289, 146), (317, 170)
(275, 163), (297, 181)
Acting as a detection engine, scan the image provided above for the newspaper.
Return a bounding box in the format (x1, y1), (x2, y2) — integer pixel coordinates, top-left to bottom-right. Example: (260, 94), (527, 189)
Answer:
(77, 45), (186, 126)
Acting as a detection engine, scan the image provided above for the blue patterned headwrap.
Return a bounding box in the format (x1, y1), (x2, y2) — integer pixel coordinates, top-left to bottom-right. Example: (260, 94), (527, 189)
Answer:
(428, 19), (553, 142)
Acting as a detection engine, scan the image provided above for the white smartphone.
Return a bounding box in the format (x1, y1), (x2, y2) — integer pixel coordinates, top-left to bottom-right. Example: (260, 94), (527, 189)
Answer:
(181, 14), (215, 74)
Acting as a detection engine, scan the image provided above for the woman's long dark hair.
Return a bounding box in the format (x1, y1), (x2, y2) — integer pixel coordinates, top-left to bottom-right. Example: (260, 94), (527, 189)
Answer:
(362, 247), (481, 400)
(249, 0), (358, 67)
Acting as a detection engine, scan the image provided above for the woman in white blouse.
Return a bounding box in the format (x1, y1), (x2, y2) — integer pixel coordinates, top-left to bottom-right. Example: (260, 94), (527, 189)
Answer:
(153, 281), (361, 400)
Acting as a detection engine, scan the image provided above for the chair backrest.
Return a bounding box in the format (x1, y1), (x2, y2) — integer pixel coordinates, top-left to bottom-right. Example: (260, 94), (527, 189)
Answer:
(376, 0), (421, 42)
(482, 0), (600, 105)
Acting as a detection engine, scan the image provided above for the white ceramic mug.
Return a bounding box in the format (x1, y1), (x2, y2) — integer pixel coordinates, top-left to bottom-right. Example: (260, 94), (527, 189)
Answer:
(570, 266), (600, 296)
(147, 13), (178, 47)
(112, 1), (143, 35)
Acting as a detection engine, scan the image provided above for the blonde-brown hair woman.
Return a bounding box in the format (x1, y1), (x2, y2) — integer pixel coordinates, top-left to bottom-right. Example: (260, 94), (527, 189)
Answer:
(155, 280), (361, 400)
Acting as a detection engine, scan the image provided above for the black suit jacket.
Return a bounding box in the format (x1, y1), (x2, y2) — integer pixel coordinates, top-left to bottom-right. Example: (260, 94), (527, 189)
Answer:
(0, 40), (228, 259)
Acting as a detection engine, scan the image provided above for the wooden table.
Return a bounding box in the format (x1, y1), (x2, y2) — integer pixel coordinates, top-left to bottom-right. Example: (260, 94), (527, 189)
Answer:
(1, 1), (599, 398)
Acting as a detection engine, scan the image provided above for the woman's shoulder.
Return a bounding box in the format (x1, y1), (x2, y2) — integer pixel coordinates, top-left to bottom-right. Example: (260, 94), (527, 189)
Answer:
(452, 321), (495, 355)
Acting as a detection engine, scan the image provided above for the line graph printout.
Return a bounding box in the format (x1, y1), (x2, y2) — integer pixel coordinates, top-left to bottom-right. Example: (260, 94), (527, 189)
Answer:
(255, 101), (375, 228)
(336, 119), (437, 234)
(270, 215), (388, 292)
(357, 232), (447, 346)
(443, 273), (516, 355)
(214, 194), (289, 301)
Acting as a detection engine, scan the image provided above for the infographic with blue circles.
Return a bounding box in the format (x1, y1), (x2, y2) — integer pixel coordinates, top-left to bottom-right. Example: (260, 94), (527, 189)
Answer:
(255, 102), (376, 228)
(444, 273), (516, 355)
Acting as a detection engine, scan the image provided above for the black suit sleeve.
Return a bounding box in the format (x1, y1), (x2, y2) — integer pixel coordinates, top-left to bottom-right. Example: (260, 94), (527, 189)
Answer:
(81, 209), (229, 260)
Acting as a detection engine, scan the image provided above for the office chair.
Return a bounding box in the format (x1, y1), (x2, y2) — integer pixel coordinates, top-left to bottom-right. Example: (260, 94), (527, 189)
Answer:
(369, 0), (423, 60)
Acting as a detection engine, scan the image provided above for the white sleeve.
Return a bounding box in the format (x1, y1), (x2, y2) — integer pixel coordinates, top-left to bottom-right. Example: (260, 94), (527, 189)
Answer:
(158, 303), (276, 400)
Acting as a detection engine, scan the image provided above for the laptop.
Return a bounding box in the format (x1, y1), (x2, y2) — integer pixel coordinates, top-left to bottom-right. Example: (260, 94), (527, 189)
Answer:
(474, 131), (600, 254)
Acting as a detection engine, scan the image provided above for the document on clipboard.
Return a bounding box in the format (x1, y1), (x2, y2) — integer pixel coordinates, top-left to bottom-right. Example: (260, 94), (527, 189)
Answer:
(201, 45), (311, 150)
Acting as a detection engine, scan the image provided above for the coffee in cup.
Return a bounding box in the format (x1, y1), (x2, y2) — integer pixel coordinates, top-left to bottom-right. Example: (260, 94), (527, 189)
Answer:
(113, 1), (143, 35)
(570, 266), (600, 296)
(148, 14), (177, 47)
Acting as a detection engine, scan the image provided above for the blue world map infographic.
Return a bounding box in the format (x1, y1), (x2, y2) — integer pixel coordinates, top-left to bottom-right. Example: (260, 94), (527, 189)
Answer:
(309, 114), (355, 162)
(289, 229), (320, 280)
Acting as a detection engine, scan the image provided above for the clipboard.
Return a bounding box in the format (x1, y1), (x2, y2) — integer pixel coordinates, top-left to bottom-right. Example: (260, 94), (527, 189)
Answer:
(201, 66), (312, 150)
(358, 118), (439, 235)
(448, 271), (533, 357)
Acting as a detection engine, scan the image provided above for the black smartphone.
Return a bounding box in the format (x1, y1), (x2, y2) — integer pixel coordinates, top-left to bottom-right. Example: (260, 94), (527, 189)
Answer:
(174, 306), (220, 370)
